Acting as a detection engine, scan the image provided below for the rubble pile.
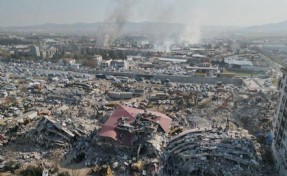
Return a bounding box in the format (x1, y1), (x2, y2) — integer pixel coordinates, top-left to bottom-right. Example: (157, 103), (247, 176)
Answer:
(56, 105), (171, 175)
(91, 105), (171, 175)
(0, 59), (278, 175)
(234, 91), (274, 134)
(161, 127), (262, 176)
(26, 116), (78, 147)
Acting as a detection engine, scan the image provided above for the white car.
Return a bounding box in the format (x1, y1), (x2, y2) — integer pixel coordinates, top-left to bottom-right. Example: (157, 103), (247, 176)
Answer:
(5, 112), (13, 117)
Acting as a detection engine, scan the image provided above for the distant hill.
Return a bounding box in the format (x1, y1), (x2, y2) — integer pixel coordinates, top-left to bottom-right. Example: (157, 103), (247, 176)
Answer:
(247, 20), (287, 32)
(2, 20), (287, 34)
(0, 22), (185, 34)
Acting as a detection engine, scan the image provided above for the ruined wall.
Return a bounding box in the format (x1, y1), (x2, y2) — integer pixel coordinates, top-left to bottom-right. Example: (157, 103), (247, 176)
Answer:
(95, 71), (244, 86)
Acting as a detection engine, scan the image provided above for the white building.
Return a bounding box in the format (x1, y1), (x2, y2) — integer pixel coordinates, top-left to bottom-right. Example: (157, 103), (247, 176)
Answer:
(29, 45), (40, 57)
(157, 57), (187, 64)
(70, 64), (80, 70)
(58, 58), (76, 66)
(225, 55), (269, 72)
(225, 58), (253, 70)
(100, 60), (112, 69)
(89, 55), (103, 67)
(272, 68), (287, 176)
(110, 60), (128, 69)
(93, 55), (102, 62)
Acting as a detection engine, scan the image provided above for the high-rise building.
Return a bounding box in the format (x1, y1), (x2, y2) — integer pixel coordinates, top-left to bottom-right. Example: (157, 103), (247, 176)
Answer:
(29, 45), (40, 57)
(272, 68), (287, 176)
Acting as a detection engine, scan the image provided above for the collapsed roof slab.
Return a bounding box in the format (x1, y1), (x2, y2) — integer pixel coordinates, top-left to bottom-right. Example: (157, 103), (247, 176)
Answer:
(161, 128), (261, 176)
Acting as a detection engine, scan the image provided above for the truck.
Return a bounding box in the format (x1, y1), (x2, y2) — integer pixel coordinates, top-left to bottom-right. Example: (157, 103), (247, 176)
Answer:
(95, 74), (107, 79)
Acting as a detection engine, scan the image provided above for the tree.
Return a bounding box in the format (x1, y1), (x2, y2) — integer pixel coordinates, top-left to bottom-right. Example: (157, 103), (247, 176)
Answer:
(81, 59), (97, 68)
(0, 49), (10, 57)
(2, 96), (17, 108)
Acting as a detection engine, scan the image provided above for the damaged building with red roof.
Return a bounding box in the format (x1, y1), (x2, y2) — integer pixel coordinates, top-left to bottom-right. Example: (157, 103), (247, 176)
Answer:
(95, 104), (172, 157)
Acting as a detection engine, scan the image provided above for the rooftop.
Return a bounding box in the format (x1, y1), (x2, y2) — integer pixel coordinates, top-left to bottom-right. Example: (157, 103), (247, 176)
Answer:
(225, 56), (253, 66)
(158, 57), (187, 63)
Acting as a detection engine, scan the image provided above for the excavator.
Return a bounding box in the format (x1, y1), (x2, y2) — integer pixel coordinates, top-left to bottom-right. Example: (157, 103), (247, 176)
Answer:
(131, 160), (144, 171)
(105, 165), (112, 176)
(169, 126), (183, 137)
(89, 164), (112, 176)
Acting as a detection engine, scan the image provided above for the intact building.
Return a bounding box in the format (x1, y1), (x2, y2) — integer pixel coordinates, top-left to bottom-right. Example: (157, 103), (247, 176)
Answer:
(29, 45), (40, 57)
(224, 55), (269, 72)
(110, 60), (128, 69)
(225, 56), (253, 70)
(272, 67), (287, 176)
(99, 60), (112, 69)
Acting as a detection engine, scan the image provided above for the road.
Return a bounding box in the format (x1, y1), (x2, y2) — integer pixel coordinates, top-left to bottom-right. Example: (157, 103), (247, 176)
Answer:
(10, 65), (244, 86)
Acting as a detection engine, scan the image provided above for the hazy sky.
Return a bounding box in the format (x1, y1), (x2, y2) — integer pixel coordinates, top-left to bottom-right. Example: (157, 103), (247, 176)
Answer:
(1, 0), (287, 27)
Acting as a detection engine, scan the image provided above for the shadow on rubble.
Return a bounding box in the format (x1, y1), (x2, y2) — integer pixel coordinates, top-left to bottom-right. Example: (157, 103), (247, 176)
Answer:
(1, 118), (90, 168)
(2, 123), (48, 154)
(58, 133), (95, 170)
(4, 130), (94, 170)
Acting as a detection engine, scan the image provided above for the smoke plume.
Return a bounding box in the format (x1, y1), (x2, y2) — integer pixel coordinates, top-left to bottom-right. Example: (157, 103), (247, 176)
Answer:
(103, 0), (136, 47)
(147, 1), (203, 51)
(180, 23), (202, 45)
(101, 0), (203, 49)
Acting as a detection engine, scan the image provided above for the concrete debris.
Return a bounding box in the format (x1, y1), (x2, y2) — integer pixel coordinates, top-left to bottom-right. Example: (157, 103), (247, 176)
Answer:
(161, 127), (261, 176)
(0, 56), (278, 175)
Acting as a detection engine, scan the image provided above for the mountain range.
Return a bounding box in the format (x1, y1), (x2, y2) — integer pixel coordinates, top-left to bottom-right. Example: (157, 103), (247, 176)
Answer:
(247, 20), (287, 32)
(0, 22), (184, 34)
(0, 20), (287, 34)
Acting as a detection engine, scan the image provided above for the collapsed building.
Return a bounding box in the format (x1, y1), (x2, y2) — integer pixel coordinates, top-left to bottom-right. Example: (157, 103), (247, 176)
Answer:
(65, 82), (93, 93)
(27, 82), (46, 94)
(161, 128), (261, 176)
(96, 105), (172, 157)
(108, 89), (145, 100)
(45, 88), (83, 105)
(26, 116), (86, 147)
(233, 91), (274, 135)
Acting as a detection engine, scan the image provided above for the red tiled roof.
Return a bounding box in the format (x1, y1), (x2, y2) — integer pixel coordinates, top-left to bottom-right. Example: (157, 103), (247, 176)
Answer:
(98, 104), (172, 146)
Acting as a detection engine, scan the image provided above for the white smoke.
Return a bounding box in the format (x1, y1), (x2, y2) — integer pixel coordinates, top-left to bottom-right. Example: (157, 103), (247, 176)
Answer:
(180, 23), (202, 45)
(101, 0), (204, 48)
(103, 0), (136, 47)
(153, 41), (173, 53)
(148, 1), (203, 50)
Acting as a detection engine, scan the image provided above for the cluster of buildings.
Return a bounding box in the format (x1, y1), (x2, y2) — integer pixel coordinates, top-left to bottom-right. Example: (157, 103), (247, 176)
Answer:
(0, 32), (273, 78)
(99, 59), (129, 70)
(8, 45), (58, 59)
(93, 46), (270, 77)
